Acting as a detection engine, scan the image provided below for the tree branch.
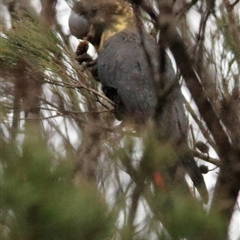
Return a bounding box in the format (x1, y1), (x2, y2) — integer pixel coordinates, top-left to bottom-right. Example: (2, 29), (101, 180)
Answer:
(157, 0), (240, 228)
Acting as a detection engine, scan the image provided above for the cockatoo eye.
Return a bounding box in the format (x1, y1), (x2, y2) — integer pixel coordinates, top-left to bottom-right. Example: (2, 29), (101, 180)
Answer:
(91, 7), (98, 14)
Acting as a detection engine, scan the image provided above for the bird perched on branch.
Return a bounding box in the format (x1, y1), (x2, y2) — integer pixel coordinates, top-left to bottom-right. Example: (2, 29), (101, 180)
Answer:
(69, 0), (208, 203)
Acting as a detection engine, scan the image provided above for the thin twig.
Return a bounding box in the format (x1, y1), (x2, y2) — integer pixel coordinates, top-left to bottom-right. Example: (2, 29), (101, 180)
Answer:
(184, 98), (217, 151)
(192, 149), (220, 166)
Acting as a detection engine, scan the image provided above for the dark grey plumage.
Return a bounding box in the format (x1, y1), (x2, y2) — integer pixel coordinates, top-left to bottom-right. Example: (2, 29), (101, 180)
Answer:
(98, 28), (158, 122)
(69, 0), (208, 203)
(98, 27), (207, 200)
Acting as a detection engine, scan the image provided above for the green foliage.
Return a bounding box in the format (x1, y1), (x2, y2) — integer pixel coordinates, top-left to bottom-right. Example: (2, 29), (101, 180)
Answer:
(0, 1), (239, 239)
(156, 194), (226, 240)
(109, 131), (227, 240)
(0, 129), (113, 240)
(141, 129), (178, 174)
(0, 15), (61, 71)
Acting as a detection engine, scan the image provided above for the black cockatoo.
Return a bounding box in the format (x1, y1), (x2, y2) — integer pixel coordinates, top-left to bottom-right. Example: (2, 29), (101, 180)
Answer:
(69, 0), (208, 203)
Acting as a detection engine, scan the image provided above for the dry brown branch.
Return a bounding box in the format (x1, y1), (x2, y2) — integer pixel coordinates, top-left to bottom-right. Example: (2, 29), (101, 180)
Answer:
(184, 98), (217, 150)
(157, 0), (240, 229)
(192, 149), (220, 166)
(223, 0), (240, 66)
(40, 0), (57, 28)
(194, 0), (215, 75)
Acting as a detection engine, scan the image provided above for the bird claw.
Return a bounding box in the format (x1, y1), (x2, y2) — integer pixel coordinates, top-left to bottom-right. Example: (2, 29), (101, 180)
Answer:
(75, 40), (95, 66)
